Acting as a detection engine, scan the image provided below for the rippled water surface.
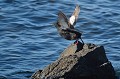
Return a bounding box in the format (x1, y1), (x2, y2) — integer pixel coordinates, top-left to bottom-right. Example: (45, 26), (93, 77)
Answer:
(0, 0), (120, 79)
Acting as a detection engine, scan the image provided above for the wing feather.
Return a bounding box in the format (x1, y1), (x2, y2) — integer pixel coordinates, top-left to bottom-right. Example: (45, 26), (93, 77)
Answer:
(57, 11), (70, 29)
(69, 5), (80, 26)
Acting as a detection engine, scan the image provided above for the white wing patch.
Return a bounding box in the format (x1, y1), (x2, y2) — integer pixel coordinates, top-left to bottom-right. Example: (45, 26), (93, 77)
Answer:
(69, 5), (80, 26)
(69, 15), (75, 25)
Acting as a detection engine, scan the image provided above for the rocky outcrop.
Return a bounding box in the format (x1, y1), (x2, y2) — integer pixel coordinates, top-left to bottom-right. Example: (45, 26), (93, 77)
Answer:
(31, 41), (116, 79)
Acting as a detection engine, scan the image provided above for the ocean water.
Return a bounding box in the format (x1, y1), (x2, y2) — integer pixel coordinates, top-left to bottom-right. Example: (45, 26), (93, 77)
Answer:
(0, 0), (120, 79)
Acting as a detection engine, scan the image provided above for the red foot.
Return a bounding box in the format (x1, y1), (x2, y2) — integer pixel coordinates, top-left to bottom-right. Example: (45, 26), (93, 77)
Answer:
(75, 40), (79, 45)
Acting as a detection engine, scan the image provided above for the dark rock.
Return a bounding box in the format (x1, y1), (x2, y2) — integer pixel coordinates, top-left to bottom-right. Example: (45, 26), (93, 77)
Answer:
(31, 42), (116, 79)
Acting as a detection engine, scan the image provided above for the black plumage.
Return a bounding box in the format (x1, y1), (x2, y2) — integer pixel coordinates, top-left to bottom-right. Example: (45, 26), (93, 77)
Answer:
(54, 5), (84, 44)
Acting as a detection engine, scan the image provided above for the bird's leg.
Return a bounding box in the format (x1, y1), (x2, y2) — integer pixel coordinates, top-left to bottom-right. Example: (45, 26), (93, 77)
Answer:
(80, 37), (84, 45)
(74, 39), (79, 45)
(74, 38), (84, 53)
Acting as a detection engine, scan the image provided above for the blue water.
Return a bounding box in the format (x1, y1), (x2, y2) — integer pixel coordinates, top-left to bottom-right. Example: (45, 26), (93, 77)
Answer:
(0, 0), (120, 79)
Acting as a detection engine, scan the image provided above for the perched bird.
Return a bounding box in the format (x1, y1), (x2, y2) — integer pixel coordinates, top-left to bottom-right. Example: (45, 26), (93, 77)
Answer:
(54, 5), (84, 44)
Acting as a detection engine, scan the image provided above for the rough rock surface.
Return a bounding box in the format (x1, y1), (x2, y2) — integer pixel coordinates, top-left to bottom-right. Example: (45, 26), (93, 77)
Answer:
(31, 41), (116, 79)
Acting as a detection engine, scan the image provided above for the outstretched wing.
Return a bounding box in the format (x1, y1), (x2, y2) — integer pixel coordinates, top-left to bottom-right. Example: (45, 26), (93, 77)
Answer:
(69, 5), (80, 26)
(58, 11), (70, 29)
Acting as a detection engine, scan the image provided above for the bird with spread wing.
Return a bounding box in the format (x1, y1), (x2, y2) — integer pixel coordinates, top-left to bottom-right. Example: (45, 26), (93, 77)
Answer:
(54, 5), (84, 45)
